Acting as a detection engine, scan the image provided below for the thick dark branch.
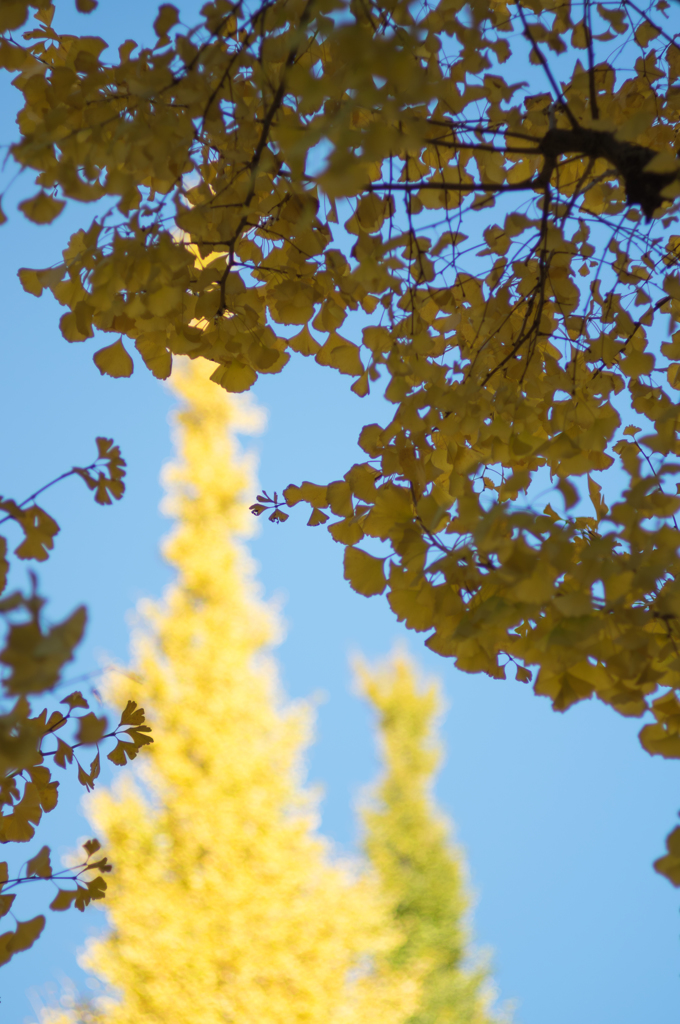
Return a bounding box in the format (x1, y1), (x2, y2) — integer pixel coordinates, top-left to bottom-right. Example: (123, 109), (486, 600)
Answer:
(368, 125), (677, 219)
(540, 127), (678, 219)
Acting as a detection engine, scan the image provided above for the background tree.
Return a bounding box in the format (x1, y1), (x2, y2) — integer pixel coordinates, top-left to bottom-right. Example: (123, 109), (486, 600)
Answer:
(359, 652), (503, 1024)
(42, 359), (426, 1024)
(2, 0), (680, 882)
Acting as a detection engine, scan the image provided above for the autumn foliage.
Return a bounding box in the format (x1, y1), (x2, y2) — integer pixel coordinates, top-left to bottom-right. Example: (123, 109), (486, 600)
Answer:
(39, 363), (499, 1024)
(2, 0), (680, 891)
(359, 652), (503, 1024)
(0, 432), (151, 963)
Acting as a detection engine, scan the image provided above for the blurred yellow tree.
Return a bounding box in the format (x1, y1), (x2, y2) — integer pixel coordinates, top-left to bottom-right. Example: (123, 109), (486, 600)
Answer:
(43, 360), (421, 1024)
(359, 653), (502, 1024)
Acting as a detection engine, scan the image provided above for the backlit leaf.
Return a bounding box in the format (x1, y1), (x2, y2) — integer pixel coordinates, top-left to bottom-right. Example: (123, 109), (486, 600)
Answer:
(18, 192), (64, 224)
(93, 339), (134, 379)
(344, 546), (387, 597)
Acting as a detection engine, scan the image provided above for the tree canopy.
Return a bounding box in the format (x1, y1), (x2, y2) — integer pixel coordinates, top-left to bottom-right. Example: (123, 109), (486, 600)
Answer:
(1, 0), (680, 884)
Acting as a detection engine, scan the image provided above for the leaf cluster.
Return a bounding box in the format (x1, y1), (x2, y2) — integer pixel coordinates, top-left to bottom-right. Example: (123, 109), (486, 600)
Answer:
(0, 612), (152, 965)
(0, 436), (148, 966)
(0, 436), (126, 587)
(0, 837), (110, 969)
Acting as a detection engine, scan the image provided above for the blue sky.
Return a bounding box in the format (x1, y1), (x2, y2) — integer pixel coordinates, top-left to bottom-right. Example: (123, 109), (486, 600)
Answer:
(0, 3), (678, 1022)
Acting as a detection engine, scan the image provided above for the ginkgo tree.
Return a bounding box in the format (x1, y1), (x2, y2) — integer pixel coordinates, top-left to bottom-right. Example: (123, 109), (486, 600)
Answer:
(358, 652), (502, 1024)
(2, 0), (680, 883)
(39, 361), (500, 1024)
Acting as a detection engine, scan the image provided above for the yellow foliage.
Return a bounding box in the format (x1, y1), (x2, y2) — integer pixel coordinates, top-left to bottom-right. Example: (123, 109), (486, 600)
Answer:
(344, 545), (387, 596)
(358, 652), (506, 1024)
(92, 340), (134, 379)
(51, 361), (419, 1024)
(0, 429), (141, 967)
(4, 0), (680, 888)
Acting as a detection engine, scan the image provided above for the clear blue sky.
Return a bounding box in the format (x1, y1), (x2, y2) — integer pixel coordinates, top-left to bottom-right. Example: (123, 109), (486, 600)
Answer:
(0, 3), (678, 1022)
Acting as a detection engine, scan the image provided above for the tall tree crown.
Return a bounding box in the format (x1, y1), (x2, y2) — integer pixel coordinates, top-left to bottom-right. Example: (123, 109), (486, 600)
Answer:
(42, 361), (420, 1024)
(359, 652), (503, 1024)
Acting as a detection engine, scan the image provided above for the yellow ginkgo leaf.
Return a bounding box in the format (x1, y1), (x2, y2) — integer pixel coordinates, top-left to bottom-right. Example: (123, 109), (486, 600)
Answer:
(344, 546), (387, 596)
(93, 339), (134, 378)
(18, 192), (65, 225)
(209, 361), (257, 393)
(26, 845), (51, 878)
(307, 507), (329, 526)
(288, 325), (320, 356)
(316, 334), (364, 376)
